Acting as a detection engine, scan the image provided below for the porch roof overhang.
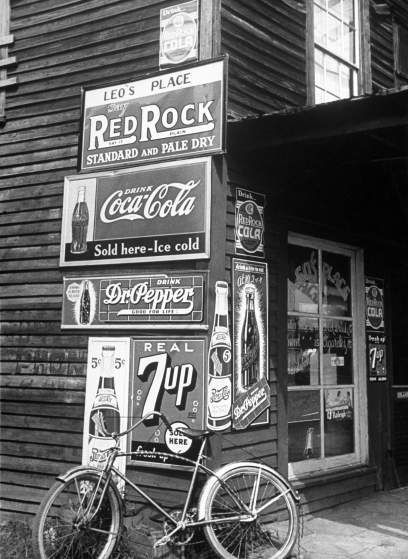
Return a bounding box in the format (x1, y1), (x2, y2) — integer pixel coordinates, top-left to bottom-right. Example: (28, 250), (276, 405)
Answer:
(227, 87), (408, 153)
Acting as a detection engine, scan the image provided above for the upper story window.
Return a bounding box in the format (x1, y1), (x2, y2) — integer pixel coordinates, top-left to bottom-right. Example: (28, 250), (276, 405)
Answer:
(313, 0), (360, 103)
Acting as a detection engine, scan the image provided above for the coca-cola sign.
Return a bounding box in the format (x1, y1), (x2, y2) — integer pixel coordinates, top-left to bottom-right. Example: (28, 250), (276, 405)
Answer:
(60, 158), (211, 266)
(80, 58), (225, 171)
(62, 272), (206, 329)
(232, 259), (270, 429)
(130, 337), (205, 467)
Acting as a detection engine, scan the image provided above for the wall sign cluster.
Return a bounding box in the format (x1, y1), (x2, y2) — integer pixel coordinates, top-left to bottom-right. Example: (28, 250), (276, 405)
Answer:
(61, 47), (229, 470)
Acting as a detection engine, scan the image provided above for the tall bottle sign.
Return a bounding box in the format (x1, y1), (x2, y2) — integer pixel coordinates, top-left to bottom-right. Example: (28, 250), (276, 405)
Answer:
(71, 185), (89, 254)
(83, 338), (130, 485)
(207, 281), (232, 431)
(232, 259), (270, 430)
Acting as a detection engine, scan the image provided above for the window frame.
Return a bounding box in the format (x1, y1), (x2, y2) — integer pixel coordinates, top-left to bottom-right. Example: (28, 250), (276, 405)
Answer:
(306, 0), (372, 105)
(287, 233), (368, 479)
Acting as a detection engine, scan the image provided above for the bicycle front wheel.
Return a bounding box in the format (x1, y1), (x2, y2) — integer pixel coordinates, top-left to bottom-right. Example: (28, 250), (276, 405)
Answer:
(32, 469), (122, 559)
(200, 464), (298, 559)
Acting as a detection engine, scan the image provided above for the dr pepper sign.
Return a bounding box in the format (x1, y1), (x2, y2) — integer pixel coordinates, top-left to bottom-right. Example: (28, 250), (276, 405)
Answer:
(79, 58), (226, 171)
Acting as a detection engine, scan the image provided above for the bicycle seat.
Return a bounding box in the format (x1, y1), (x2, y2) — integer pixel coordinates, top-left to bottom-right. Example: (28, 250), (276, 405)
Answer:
(177, 426), (212, 439)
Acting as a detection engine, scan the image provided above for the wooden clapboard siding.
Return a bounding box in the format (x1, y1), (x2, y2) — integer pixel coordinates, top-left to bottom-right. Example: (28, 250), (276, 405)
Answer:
(221, 0), (307, 118)
(1, 0), (206, 522)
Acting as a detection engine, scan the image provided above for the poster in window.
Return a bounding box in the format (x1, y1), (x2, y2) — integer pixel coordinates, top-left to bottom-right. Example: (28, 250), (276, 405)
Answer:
(82, 338), (131, 489)
(235, 188), (265, 258)
(232, 259), (270, 429)
(365, 277), (387, 382)
(129, 337), (205, 467)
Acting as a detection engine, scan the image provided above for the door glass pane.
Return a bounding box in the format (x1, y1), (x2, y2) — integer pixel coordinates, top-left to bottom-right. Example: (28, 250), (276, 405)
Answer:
(288, 317), (320, 386)
(288, 245), (319, 313)
(288, 390), (321, 462)
(322, 251), (352, 316)
(325, 388), (354, 456)
(323, 318), (353, 384)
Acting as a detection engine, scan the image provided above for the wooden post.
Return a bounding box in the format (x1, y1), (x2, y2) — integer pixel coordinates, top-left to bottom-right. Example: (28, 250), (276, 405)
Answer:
(199, 0), (221, 59)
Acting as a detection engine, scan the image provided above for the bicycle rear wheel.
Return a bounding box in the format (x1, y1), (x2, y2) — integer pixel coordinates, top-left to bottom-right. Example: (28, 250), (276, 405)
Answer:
(32, 469), (122, 559)
(200, 464), (298, 559)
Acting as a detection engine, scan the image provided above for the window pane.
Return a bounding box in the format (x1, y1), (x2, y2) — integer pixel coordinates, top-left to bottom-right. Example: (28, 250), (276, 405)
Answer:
(315, 48), (325, 87)
(328, 0), (341, 17)
(315, 86), (326, 104)
(340, 64), (352, 97)
(322, 251), (352, 316)
(288, 245), (319, 313)
(325, 388), (354, 456)
(343, 0), (355, 25)
(343, 23), (355, 63)
(323, 319), (353, 384)
(326, 55), (341, 97)
(288, 317), (320, 387)
(327, 13), (342, 57)
(288, 390), (321, 462)
(314, 5), (327, 47)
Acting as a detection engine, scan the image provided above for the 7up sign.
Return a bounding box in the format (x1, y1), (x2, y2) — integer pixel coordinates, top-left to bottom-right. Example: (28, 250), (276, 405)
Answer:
(130, 337), (205, 466)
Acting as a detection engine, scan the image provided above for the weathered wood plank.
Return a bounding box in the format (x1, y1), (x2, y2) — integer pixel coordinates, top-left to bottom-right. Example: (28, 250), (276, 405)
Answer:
(0, 375), (85, 390)
(0, 146), (77, 167)
(0, 245), (60, 260)
(0, 296), (61, 307)
(1, 401), (84, 418)
(0, 284), (62, 297)
(0, 232), (61, 248)
(0, 270), (62, 284)
(1, 413), (83, 433)
(1, 346), (87, 363)
(0, 334), (87, 348)
(1, 425), (82, 447)
(0, 361), (86, 377)
(0, 387), (85, 404)
(1, 321), (62, 335)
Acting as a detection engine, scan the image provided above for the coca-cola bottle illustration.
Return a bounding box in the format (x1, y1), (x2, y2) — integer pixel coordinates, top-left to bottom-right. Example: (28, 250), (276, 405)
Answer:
(79, 280), (91, 325)
(207, 281), (232, 431)
(71, 185), (89, 254)
(241, 286), (260, 390)
(88, 346), (120, 465)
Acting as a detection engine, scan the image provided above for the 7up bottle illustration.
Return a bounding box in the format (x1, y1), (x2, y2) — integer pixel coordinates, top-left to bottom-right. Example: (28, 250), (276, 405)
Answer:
(88, 345), (120, 467)
(207, 281), (232, 431)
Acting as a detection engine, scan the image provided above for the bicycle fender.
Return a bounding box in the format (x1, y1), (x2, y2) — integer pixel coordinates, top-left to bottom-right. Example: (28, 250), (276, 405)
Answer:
(56, 465), (104, 483)
(198, 461), (300, 520)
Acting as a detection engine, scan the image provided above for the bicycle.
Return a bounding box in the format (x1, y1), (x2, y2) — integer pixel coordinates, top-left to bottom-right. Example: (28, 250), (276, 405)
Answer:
(32, 411), (300, 559)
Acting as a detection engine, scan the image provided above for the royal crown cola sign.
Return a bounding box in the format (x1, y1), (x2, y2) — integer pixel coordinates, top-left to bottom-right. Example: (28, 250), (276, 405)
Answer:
(160, 1), (199, 68)
(80, 58), (225, 171)
(60, 158), (211, 266)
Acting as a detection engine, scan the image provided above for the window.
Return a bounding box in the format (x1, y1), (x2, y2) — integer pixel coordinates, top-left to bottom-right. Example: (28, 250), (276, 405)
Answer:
(0, 0), (16, 123)
(313, 0), (359, 103)
(287, 235), (368, 477)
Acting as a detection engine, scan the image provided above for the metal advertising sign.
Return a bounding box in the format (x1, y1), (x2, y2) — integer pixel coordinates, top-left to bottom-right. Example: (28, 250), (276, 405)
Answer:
(232, 259), (270, 429)
(160, 1), (199, 68)
(60, 158), (211, 266)
(129, 337), (206, 467)
(62, 272), (207, 329)
(365, 277), (387, 382)
(82, 338), (131, 488)
(79, 58), (226, 171)
(235, 188), (265, 258)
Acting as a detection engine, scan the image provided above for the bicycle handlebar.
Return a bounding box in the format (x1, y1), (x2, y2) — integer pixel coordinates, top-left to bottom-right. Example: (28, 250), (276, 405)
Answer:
(107, 411), (173, 440)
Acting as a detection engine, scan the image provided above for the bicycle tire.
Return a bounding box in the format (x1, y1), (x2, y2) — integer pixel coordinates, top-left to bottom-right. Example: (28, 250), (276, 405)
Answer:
(199, 463), (298, 559)
(32, 468), (122, 559)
